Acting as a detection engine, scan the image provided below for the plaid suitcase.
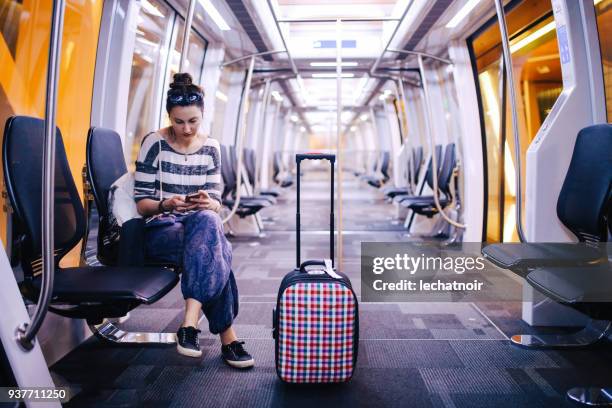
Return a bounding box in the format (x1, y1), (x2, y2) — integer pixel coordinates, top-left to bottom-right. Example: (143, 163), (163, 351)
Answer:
(273, 153), (359, 383)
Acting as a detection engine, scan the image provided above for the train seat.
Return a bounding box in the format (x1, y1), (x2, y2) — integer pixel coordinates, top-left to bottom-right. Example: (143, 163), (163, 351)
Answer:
(399, 143), (456, 218)
(272, 151), (293, 188)
(229, 146), (276, 205)
(362, 151), (390, 188)
(220, 144), (271, 218)
(393, 145), (442, 204)
(481, 243), (606, 275)
(383, 146), (423, 199)
(479, 124), (611, 354)
(86, 126), (184, 269)
(244, 148), (280, 197)
(520, 130), (612, 408)
(525, 263), (612, 319)
(482, 124), (612, 276)
(3, 116), (178, 343)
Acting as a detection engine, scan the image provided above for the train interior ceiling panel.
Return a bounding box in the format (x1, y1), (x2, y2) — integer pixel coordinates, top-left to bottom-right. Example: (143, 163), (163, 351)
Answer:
(0, 0), (611, 407)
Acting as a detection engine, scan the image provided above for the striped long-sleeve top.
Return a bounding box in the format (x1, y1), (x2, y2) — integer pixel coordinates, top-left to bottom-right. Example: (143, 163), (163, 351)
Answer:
(134, 132), (222, 204)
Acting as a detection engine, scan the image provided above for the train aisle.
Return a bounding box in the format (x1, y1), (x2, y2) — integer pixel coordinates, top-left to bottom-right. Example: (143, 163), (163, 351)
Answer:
(55, 170), (612, 407)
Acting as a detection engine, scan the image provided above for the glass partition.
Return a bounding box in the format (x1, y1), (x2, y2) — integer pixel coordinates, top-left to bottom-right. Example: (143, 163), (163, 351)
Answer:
(0, 0), (103, 261)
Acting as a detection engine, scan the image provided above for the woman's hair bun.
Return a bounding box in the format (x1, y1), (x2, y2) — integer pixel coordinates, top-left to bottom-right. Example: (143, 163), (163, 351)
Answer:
(170, 72), (193, 89)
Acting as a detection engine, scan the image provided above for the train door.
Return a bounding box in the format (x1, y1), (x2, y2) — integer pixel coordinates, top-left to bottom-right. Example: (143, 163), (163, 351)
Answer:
(469, 0), (564, 244)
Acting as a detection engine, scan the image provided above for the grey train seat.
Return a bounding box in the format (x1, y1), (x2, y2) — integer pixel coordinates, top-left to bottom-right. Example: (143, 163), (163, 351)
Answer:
(399, 143), (457, 218)
(85, 126), (132, 266)
(3, 116), (178, 325)
(86, 127), (183, 269)
(363, 151), (390, 188)
(272, 151), (293, 188)
(393, 144), (443, 205)
(220, 144), (271, 218)
(482, 125), (610, 276)
(229, 145), (276, 205)
(383, 146), (423, 199)
(484, 124), (612, 404)
(243, 148), (280, 197)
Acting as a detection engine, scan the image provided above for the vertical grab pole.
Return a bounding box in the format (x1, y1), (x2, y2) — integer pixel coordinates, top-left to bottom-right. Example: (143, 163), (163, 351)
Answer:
(494, 0), (527, 243)
(17, 0), (65, 349)
(179, 0), (197, 73)
(222, 56), (256, 224)
(417, 54), (465, 229)
(397, 77), (415, 193)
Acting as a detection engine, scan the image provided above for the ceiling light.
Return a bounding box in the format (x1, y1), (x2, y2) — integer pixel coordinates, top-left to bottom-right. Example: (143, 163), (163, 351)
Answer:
(312, 73), (355, 78)
(198, 0), (231, 31)
(360, 114), (368, 122)
(445, 0), (481, 29)
(290, 114), (299, 122)
(300, 126), (306, 132)
(350, 126), (357, 132)
(215, 90), (228, 102)
(271, 91), (283, 102)
(536, 65), (550, 74)
(309, 62), (359, 67)
(510, 21), (555, 53)
(141, 0), (164, 18)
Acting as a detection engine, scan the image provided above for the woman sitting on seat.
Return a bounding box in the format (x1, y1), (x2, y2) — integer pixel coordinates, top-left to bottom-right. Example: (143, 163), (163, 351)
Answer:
(133, 72), (254, 368)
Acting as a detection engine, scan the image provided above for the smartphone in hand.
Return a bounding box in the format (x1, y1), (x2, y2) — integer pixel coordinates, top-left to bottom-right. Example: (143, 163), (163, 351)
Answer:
(185, 192), (200, 203)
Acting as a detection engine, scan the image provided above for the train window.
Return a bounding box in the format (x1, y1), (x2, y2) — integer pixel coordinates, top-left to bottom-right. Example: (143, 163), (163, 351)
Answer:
(595, 0), (612, 121)
(469, 0), (560, 243)
(210, 66), (232, 142)
(0, 0), (103, 258)
(125, 0), (172, 170)
(159, 18), (207, 128)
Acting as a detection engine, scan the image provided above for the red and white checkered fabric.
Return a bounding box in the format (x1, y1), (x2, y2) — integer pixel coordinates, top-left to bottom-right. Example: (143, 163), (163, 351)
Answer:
(277, 281), (356, 383)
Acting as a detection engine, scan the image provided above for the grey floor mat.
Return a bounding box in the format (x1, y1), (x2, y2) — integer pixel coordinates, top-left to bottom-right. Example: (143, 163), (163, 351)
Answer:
(56, 171), (609, 407)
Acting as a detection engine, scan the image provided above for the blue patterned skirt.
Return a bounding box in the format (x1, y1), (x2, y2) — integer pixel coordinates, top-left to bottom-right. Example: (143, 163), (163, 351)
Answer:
(144, 210), (238, 334)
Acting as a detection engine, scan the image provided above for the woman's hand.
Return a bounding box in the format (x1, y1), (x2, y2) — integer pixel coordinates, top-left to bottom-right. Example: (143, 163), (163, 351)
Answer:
(186, 190), (221, 212)
(163, 195), (191, 213)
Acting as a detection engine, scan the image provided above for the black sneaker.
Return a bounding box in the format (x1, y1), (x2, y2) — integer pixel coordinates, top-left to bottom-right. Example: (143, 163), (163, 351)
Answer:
(221, 341), (255, 369)
(176, 326), (202, 357)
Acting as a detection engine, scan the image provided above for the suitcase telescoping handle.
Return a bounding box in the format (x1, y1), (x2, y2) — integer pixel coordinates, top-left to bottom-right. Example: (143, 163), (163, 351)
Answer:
(295, 153), (335, 270)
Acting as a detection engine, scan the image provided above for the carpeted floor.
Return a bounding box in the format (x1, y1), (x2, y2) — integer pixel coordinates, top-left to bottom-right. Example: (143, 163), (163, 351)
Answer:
(56, 167), (612, 407)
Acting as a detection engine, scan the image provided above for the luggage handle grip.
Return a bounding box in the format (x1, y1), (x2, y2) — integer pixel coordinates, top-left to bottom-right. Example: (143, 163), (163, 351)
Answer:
(299, 259), (341, 279)
(296, 153), (335, 164)
(299, 260), (326, 273)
